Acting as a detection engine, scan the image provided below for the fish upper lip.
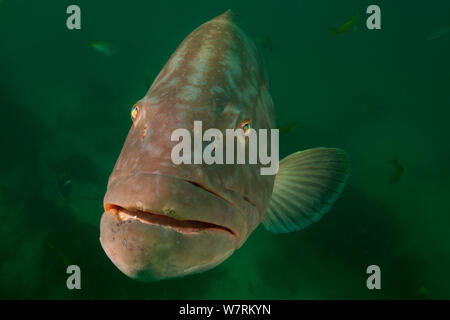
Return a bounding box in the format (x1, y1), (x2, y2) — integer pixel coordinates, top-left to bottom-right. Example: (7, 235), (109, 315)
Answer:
(104, 172), (254, 241)
(104, 204), (238, 238)
(108, 171), (260, 215)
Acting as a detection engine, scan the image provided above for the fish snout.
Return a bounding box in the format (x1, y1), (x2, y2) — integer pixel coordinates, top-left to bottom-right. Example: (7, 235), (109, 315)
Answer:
(100, 173), (247, 280)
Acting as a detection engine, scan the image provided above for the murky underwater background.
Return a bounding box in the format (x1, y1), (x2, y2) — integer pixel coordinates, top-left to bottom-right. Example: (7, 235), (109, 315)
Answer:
(0, 0), (449, 299)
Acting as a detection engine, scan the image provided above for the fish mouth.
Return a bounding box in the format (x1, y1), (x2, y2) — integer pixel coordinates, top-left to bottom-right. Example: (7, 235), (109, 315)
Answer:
(103, 173), (251, 243)
(104, 204), (238, 238)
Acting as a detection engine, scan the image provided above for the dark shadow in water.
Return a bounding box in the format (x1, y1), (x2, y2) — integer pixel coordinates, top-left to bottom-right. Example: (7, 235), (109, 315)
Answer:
(1, 187), (225, 299)
(255, 184), (437, 299)
(0, 80), (224, 299)
(0, 83), (48, 188)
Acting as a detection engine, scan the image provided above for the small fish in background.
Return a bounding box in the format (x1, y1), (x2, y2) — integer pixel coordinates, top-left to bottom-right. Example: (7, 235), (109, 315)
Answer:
(426, 26), (450, 41)
(58, 179), (73, 197)
(54, 154), (103, 186)
(330, 13), (360, 36)
(416, 285), (429, 296)
(254, 34), (275, 51)
(43, 239), (72, 267)
(387, 157), (405, 183)
(278, 121), (299, 135)
(89, 41), (116, 56)
(53, 154), (99, 198)
(56, 170), (73, 197)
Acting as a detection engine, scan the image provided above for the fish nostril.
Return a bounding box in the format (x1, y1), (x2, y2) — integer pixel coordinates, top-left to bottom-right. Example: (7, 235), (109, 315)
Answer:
(163, 206), (176, 217)
(141, 125), (148, 140)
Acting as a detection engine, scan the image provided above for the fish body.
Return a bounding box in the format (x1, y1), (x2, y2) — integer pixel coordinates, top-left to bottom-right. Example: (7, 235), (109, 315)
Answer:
(331, 13), (359, 36)
(426, 26), (450, 40)
(387, 157), (404, 183)
(278, 121), (298, 134)
(44, 240), (71, 266)
(89, 41), (116, 56)
(58, 179), (72, 197)
(416, 285), (428, 296)
(100, 11), (350, 281)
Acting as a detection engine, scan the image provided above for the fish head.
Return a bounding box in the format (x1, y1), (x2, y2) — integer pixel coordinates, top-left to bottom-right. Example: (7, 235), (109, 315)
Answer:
(100, 10), (276, 281)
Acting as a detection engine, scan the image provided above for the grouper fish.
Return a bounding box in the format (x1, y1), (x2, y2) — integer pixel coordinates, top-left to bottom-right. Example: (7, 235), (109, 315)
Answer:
(100, 10), (350, 281)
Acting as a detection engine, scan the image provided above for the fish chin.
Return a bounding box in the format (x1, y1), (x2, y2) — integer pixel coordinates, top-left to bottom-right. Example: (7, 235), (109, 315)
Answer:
(99, 209), (238, 281)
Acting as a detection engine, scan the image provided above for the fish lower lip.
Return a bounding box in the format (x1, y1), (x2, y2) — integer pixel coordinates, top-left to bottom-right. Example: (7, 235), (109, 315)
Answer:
(105, 205), (237, 238)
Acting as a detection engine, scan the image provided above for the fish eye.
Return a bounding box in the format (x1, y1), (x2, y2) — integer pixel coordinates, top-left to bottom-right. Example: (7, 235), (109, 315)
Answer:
(240, 119), (251, 136)
(131, 104), (140, 122)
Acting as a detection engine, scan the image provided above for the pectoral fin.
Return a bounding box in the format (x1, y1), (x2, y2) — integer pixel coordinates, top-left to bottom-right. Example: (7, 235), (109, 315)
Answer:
(262, 148), (350, 233)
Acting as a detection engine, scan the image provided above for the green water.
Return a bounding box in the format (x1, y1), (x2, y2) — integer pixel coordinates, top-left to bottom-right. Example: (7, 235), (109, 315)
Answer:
(1, 0), (449, 299)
